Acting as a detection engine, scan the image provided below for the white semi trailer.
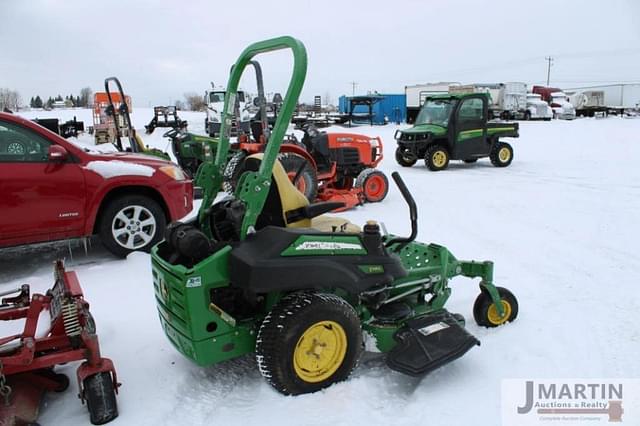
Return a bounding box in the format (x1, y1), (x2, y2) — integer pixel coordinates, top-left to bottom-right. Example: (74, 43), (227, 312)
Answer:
(405, 82), (460, 123)
(448, 82), (528, 120)
(566, 84), (640, 115)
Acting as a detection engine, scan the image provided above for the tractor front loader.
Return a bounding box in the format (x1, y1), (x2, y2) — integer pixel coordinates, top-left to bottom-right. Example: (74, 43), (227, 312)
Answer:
(150, 36), (518, 396)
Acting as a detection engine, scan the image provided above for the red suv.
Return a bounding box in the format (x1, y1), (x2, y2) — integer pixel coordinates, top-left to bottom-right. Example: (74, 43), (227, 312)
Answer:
(0, 112), (193, 257)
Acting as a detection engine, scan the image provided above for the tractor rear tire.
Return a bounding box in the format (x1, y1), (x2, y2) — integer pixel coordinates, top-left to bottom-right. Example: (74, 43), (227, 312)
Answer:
(222, 151), (249, 194)
(256, 292), (362, 395)
(355, 169), (389, 203)
(473, 287), (518, 327)
(84, 372), (118, 425)
(425, 145), (449, 171)
(490, 142), (514, 167)
(395, 147), (417, 167)
(279, 153), (318, 202)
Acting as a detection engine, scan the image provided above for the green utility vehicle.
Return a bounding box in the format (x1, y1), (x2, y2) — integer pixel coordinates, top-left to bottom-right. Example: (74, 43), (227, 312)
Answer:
(395, 93), (519, 171)
(150, 37), (518, 395)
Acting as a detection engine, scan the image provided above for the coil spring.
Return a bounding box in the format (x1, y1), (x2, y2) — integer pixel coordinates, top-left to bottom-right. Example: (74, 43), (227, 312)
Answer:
(62, 301), (81, 336)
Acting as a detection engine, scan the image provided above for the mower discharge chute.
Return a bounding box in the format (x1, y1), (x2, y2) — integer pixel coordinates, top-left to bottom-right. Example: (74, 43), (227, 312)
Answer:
(0, 260), (119, 425)
(150, 36), (518, 395)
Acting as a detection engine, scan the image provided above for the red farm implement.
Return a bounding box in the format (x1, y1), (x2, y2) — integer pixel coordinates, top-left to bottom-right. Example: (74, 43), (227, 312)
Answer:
(0, 260), (119, 425)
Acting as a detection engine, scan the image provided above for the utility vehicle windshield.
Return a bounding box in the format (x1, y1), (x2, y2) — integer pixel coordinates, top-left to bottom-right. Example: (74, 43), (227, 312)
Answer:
(416, 99), (456, 126)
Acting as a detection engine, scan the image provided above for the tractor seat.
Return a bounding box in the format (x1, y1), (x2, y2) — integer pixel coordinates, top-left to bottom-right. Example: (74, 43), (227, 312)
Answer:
(245, 154), (360, 233)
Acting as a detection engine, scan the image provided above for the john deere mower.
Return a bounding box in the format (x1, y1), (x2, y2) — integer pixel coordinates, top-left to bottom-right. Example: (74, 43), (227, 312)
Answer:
(395, 93), (519, 171)
(150, 36), (518, 395)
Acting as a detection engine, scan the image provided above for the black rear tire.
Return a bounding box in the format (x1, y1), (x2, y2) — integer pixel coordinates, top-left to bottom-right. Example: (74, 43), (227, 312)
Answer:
(222, 150), (249, 194)
(489, 142), (514, 167)
(395, 147), (417, 167)
(256, 292), (362, 395)
(84, 372), (118, 425)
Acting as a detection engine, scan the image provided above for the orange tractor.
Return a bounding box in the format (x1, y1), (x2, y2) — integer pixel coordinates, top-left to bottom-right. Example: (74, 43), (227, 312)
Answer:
(223, 123), (388, 211)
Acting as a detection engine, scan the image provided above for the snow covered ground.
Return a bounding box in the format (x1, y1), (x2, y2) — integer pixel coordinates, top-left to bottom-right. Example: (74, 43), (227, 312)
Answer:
(2, 109), (640, 425)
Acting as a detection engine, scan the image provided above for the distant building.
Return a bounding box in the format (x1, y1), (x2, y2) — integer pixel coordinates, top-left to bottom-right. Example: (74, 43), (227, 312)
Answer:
(52, 100), (66, 109)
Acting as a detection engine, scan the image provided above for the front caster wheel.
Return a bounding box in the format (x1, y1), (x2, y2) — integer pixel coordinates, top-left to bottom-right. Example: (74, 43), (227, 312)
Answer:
(84, 372), (118, 425)
(473, 287), (518, 327)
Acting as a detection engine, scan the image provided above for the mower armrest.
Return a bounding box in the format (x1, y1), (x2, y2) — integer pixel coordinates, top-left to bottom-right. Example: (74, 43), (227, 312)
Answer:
(285, 202), (345, 223)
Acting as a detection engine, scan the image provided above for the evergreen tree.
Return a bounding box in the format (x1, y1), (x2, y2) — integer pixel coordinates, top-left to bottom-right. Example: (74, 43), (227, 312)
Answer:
(46, 97), (54, 108)
(35, 96), (43, 108)
(30, 97), (35, 108)
(55, 94), (63, 101)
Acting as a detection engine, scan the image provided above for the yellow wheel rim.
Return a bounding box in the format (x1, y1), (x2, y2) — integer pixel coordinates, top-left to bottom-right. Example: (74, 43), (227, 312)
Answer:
(487, 300), (513, 326)
(498, 147), (511, 163)
(432, 150), (447, 168)
(293, 320), (347, 383)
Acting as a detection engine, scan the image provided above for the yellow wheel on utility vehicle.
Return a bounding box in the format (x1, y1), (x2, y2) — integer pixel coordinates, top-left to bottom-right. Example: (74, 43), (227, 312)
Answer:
(425, 145), (449, 171)
(486, 300), (513, 326)
(490, 142), (514, 167)
(432, 151), (447, 167)
(293, 320), (347, 383)
(498, 147), (511, 163)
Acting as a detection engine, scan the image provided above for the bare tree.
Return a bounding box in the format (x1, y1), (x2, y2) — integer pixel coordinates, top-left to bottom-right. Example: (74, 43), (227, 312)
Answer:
(80, 87), (93, 107)
(0, 88), (22, 111)
(183, 92), (206, 111)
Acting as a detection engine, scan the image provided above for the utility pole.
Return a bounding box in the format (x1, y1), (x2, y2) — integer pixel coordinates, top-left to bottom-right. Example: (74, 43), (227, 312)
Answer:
(350, 81), (358, 96)
(545, 56), (554, 86)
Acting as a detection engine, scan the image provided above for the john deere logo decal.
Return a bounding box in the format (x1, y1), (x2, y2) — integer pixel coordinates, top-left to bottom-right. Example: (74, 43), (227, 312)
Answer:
(296, 241), (363, 251)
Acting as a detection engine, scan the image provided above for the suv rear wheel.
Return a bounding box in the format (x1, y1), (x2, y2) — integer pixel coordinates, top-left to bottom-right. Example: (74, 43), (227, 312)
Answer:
(99, 195), (166, 257)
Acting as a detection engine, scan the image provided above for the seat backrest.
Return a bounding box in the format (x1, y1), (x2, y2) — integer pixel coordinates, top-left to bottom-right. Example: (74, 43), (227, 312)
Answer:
(244, 153), (312, 228)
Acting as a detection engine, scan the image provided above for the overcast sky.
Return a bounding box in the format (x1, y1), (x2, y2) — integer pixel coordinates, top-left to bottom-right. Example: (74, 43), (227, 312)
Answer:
(1, 0), (639, 106)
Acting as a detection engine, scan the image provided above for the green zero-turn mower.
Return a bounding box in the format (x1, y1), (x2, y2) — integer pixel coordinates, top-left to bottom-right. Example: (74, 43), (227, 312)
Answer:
(150, 36), (518, 395)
